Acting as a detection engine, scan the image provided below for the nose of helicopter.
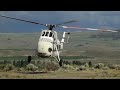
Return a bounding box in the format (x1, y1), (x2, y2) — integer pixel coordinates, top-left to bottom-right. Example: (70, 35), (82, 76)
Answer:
(37, 52), (47, 57)
(37, 42), (53, 57)
(37, 48), (52, 57)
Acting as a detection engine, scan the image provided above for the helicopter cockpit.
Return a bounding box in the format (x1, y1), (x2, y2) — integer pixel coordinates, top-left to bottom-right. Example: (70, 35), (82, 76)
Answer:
(41, 30), (54, 38)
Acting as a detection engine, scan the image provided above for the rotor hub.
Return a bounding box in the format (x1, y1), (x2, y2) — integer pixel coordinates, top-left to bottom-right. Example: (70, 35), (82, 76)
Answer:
(45, 24), (56, 30)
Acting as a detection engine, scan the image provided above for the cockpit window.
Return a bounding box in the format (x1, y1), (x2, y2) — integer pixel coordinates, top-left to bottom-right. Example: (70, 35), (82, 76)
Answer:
(45, 32), (49, 36)
(42, 31), (45, 36)
(42, 31), (53, 37)
(49, 32), (53, 37)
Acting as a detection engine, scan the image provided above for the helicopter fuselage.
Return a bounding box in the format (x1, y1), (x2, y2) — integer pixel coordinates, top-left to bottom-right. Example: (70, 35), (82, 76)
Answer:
(37, 30), (62, 57)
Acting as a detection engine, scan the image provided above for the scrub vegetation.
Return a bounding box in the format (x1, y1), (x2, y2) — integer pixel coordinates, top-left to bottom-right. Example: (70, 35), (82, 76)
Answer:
(0, 32), (120, 79)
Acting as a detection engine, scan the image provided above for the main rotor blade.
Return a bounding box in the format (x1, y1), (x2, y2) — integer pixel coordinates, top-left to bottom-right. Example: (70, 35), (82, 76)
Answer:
(56, 20), (78, 26)
(61, 26), (118, 32)
(0, 15), (45, 26)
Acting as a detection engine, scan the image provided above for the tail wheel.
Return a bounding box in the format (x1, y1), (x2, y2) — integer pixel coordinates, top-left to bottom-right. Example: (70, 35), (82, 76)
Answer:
(27, 56), (32, 64)
(59, 59), (63, 67)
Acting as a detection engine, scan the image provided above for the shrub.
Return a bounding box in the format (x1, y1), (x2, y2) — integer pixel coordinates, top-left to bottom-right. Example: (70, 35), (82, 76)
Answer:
(102, 66), (109, 70)
(76, 63), (90, 71)
(13, 60), (16, 66)
(31, 60), (35, 65)
(72, 61), (75, 64)
(88, 61), (92, 67)
(63, 61), (70, 65)
(20, 60), (24, 67)
(113, 65), (120, 70)
(37, 61), (46, 70)
(107, 64), (115, 69)
(3, 64), (15, 71)
(17, 67), (25, 71)
(78, 65), (87, 71)
(0, 64), (5, 70)
(0, 61), (4, 64)
(72, 61), (82, 66)
(37, 60), (42, 64)
(26, 63), (38, 71)
(84, 63), (89, 68)
(89, 67), (95, 70)
(45, 61), (59, 71)
(107, 64), (120, 70)
(3, 60), (7, 64)
(62, 64), (77, 70)
(94, 63), (105, 69)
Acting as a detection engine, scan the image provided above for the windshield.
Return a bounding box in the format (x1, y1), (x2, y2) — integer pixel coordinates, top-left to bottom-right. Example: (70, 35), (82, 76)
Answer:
(42, 31), (45, 36)
(41, 31), (54, 37)
(49, 32), (53, 37)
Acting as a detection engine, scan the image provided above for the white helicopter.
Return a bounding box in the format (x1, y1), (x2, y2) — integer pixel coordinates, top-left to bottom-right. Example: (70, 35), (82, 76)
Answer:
(0, 15), (118, 66)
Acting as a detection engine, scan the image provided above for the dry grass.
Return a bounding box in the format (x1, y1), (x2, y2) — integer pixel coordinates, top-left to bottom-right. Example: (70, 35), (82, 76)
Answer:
(0, 32), (120, 79)
(0, 69), (120, 79)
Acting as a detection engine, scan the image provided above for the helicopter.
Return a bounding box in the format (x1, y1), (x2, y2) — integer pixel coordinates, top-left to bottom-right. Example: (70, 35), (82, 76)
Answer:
(0, 15), (118, 66)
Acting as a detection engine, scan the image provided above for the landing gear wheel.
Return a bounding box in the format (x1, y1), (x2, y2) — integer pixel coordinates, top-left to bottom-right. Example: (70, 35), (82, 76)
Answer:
(59, 59), (63, 67)
(27, 56), (32, 64)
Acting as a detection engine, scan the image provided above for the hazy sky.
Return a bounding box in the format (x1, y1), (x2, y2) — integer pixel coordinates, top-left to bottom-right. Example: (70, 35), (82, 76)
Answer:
(0, 11), (120, 33)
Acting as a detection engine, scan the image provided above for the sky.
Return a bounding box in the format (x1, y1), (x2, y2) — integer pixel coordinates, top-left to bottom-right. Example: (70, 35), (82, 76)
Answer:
(0, 11), (120, 33)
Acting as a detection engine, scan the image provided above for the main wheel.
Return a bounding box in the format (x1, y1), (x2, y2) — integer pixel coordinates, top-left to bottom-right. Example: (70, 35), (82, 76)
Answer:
(27, 56), (32, 64)
(59, 59), (63, 67)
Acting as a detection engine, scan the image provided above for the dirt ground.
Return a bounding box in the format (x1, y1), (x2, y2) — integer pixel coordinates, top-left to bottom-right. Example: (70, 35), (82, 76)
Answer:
(0, 69), (120, 79)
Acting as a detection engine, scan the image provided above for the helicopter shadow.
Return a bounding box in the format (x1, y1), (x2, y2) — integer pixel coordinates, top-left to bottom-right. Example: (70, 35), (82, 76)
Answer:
(17, 71), (48, 74)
